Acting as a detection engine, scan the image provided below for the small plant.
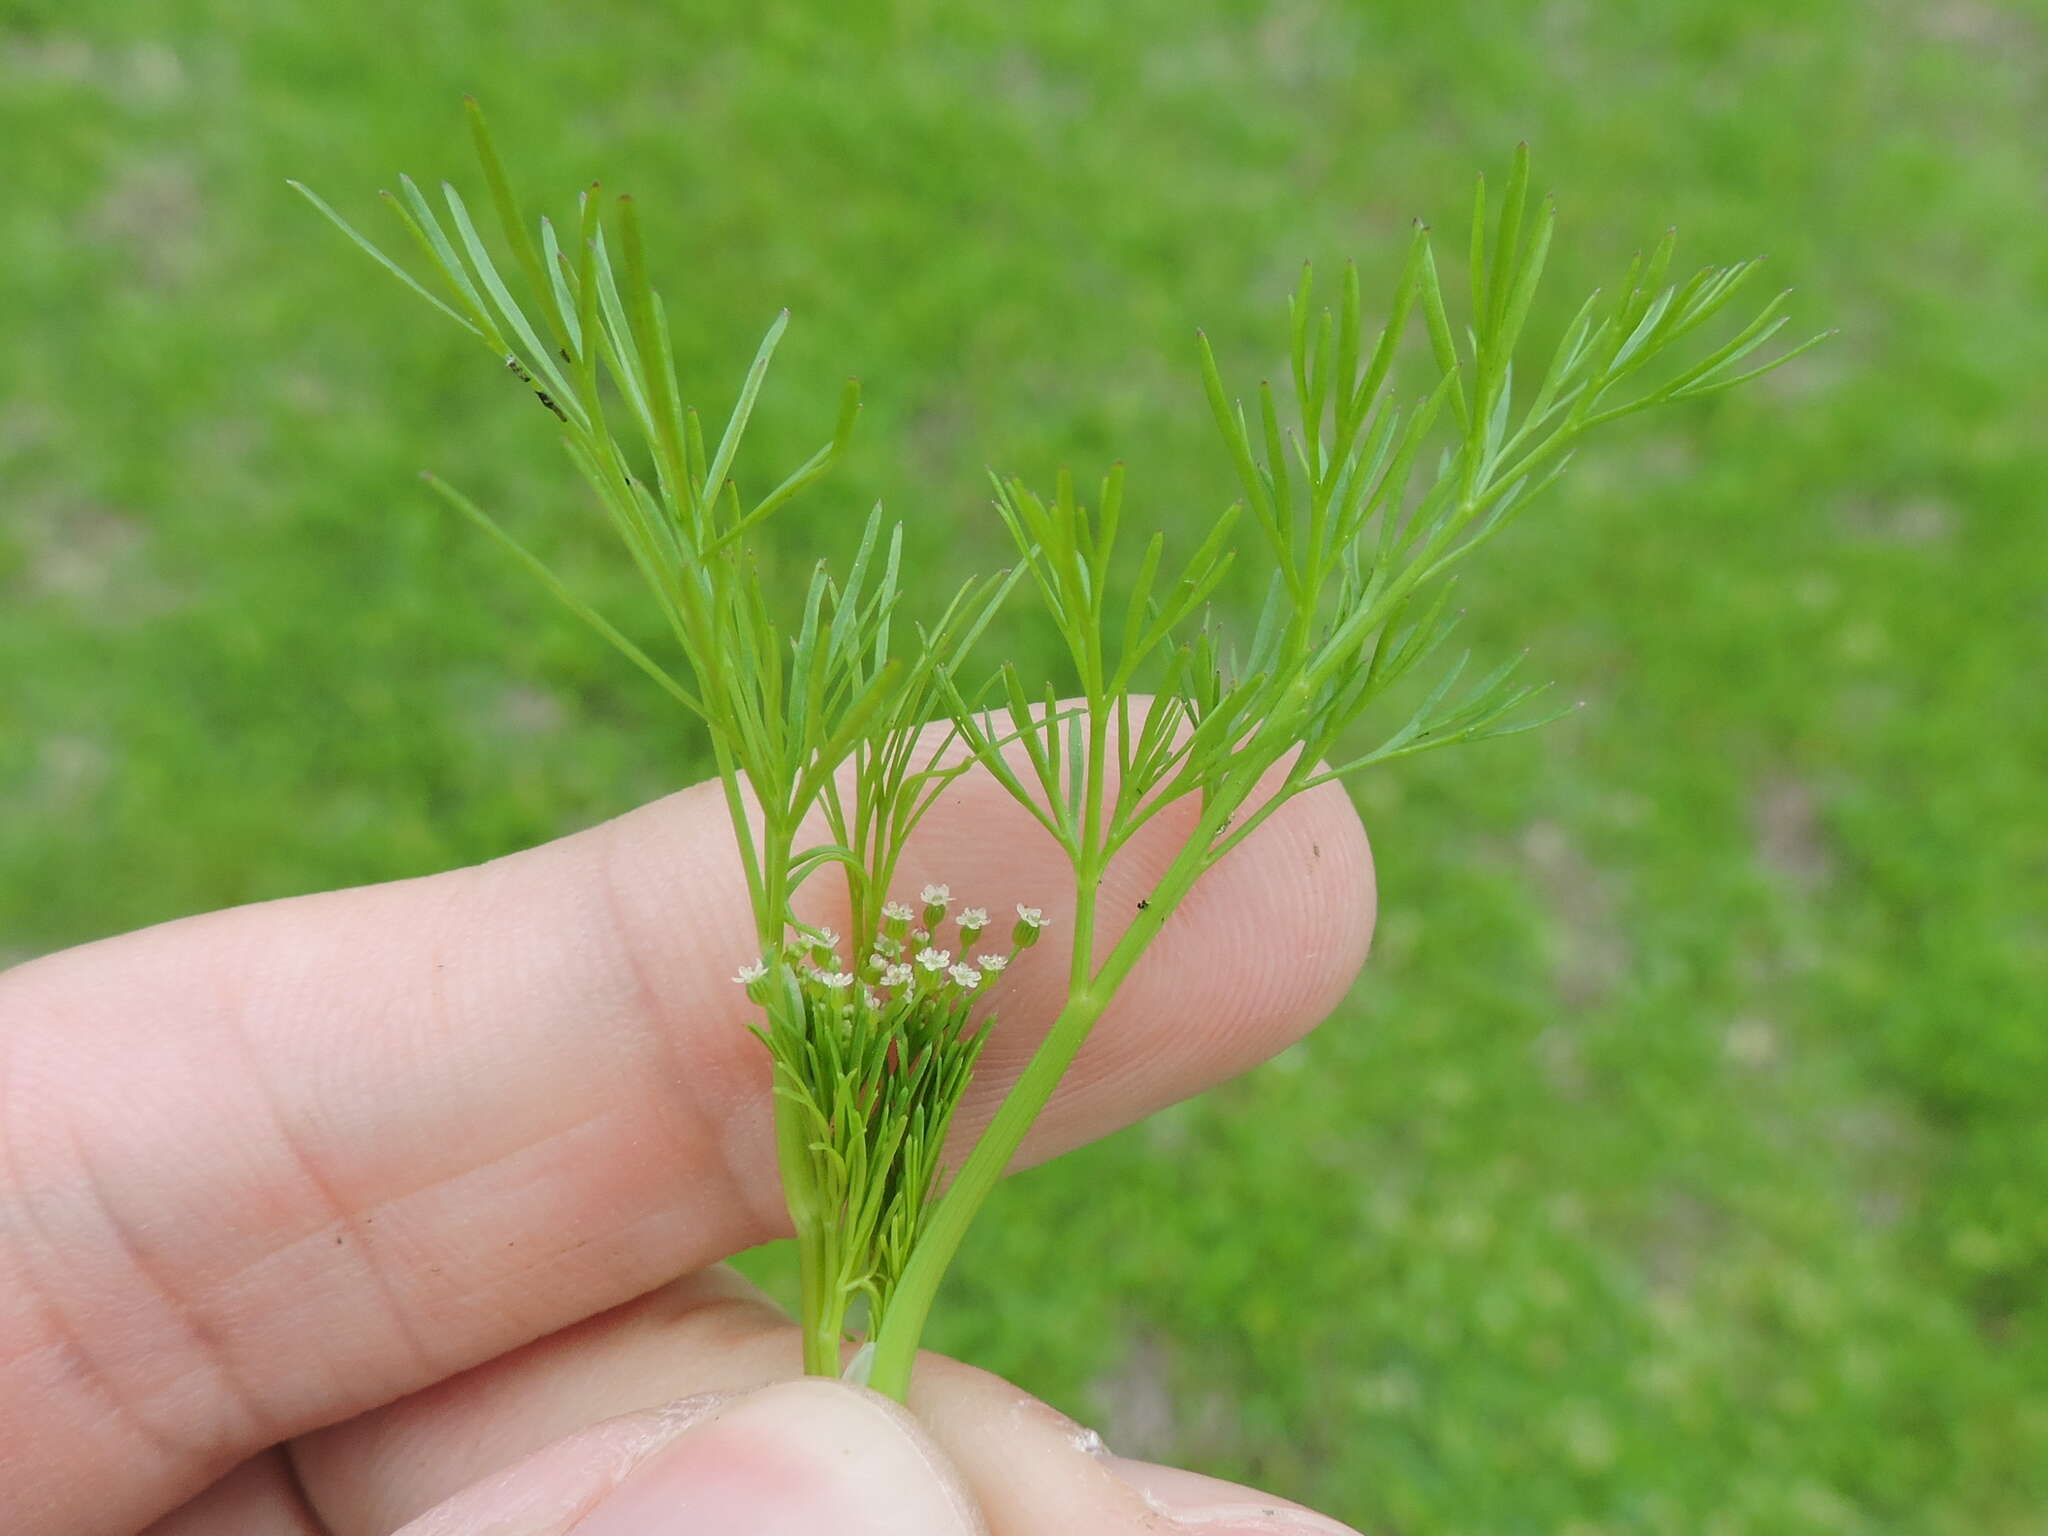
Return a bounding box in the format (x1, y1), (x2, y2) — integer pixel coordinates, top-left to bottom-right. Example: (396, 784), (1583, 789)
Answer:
(293, 101), (1824, 1401)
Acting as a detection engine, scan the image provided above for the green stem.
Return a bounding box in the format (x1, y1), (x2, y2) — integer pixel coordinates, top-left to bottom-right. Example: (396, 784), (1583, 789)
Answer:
(864, 813), (1224, 1399)
(770, 1058), (837, 1376)
(802, 1262), (849, 1376)
(864, 985), (1109, 1397)
(733, 749), (849, 1373)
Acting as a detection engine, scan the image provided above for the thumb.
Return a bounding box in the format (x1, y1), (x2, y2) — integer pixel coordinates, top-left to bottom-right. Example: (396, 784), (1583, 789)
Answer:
(392, 1379), (982, 1536)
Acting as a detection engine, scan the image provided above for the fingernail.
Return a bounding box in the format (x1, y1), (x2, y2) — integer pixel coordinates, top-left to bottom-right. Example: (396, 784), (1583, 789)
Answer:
(1103, 1454), (1366, 1534)
(572, 1379), (980, 1535)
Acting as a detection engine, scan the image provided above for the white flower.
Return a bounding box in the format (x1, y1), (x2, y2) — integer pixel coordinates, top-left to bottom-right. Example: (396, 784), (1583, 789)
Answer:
(978, 953), (1009, 974)
(1012, 904), (1049, 948)
(948, 963), (981, 989)
(882, 900), (915, 923)
(915, 946), (951, 973)
(734, 960), (768, 985)
(862, 987), (882, 1011)
(959, 906), (989, 928)
(814, 971), (854, 990)
(919, 883), (951, 906)
(880, 962), (913, 988)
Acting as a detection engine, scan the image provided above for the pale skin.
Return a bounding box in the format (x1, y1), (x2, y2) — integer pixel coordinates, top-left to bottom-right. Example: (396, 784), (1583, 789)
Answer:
(0, 738), (1375, 1535)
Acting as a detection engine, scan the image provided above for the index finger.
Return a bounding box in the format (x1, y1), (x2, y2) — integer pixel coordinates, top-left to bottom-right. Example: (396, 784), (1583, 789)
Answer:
(0, 734), (1372, 1534)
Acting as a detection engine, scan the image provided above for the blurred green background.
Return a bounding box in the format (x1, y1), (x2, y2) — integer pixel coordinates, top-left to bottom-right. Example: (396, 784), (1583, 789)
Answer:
(3, 1), (2043, 1530)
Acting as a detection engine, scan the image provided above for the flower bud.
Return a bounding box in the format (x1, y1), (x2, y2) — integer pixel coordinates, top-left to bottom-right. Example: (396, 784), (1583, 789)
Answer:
(882, 900), (915, 942)
(958, 906), (988, 945)
(1012, 904), (1047, 948)
(734, 958), (772, 1005)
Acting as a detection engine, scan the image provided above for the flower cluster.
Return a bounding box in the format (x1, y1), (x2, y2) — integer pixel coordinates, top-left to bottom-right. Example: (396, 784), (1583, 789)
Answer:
(735, 884), (1048, 1018)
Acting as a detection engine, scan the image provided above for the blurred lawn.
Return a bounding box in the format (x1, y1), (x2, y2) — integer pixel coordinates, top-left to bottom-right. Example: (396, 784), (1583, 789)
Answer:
(4, 1), (2044, 1530)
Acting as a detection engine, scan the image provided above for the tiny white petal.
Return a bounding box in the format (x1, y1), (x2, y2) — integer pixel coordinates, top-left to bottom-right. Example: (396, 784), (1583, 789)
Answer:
(734, 960), (768, 984)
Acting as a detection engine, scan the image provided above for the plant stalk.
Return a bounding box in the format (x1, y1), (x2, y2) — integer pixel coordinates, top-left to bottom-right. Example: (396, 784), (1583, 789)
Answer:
(864, 804), (1225, 1399)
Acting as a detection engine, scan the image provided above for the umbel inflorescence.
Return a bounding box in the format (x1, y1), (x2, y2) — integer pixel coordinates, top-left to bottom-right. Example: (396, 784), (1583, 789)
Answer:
(735, 888), (1047, 1378)
(296, 101), (1823, 1401)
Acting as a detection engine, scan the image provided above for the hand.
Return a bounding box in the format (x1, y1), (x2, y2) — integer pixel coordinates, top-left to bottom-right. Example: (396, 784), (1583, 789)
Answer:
(0, 754), (1373, 1534)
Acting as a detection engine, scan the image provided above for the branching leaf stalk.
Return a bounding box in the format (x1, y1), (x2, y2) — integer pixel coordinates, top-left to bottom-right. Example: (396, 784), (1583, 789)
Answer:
(298, 117), (1824, 1402)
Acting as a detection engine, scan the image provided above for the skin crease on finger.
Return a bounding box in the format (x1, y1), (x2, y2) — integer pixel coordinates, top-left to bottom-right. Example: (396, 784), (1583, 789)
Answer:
(1, 720), (1372, 1534)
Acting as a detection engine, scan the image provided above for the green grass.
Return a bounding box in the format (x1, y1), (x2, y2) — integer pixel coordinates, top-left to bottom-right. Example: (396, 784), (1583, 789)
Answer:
(4, 1), (2043, 1530)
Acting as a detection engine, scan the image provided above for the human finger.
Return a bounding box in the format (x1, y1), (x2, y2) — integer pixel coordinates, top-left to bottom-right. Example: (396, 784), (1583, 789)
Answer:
(390, 1379), (981, 1536)
(290, 1270), (1359, 1535)
(1, 722), (1372, 1532)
